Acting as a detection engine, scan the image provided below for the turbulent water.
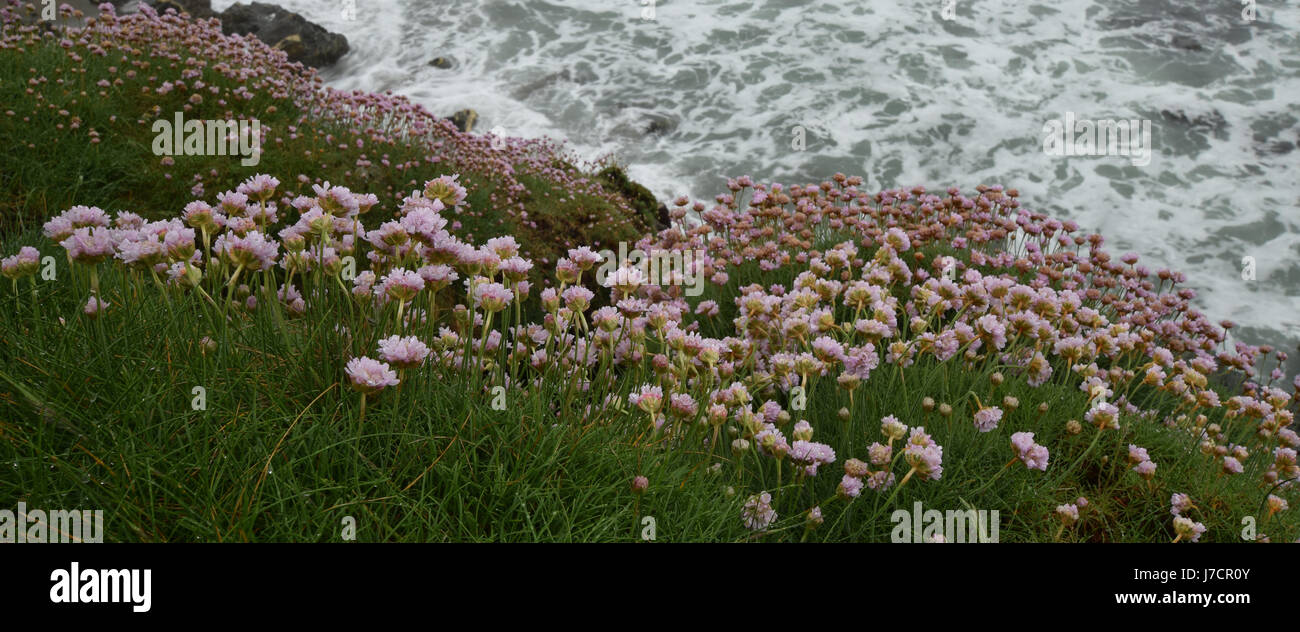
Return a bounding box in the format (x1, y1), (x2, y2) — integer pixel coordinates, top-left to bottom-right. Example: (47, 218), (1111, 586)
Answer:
(214, 0), (1300, 369)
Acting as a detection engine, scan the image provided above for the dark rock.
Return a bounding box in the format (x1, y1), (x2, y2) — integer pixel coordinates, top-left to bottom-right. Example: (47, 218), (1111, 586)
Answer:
(219, 2), (350, 69)
(447, 109), (479, 133)
(606, 101), (678, 138)
(597, 165), (667, 230)
(1169, 34), (1202, 51)
(1159, 108), (1227, 133)
(428, 56), (454, 69)
(1263, 141), (1295, 155)
(641, 113), (676, 136)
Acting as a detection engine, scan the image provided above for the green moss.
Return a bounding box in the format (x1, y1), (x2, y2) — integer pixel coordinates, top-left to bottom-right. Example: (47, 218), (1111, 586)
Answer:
(596, 164), (665, 231)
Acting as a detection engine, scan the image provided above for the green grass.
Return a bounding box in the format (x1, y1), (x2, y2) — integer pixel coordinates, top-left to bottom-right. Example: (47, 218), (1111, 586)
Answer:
(0, 4), (1295, 543)
(0, 224), (1293, 542)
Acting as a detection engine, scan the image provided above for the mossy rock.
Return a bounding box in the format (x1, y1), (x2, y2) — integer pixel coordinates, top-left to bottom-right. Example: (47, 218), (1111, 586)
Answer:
(596, 165), (668, 230)
(447, 109), (478, 133)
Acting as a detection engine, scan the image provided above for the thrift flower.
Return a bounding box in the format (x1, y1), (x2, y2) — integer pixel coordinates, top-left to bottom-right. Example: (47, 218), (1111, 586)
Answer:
(345, 356), (400, 394)
(1010, 431), (1049, 471)
(377, 335), (431, 370)
(1172, 516), (1206, 543)
(742, 492), (777, 531)
(973, 406), (1003, 433)
(1056, 504), (1079, 526)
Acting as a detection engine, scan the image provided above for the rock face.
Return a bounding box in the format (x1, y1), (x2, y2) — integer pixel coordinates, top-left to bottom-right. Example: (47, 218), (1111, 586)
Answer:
(597, 165), (668, 231)
(219, 2), (349, 68)
(446, 109), (479, 133)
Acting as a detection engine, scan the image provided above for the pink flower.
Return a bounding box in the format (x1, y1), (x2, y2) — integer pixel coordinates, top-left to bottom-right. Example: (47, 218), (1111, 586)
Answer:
(629, 384), (663, 414)
(344, 356), (400, 393)
(417, 264), (458, 290)
(562, 286), (594, 312)
(237, 173), (280, 201)
(1010, 432), (1049, 471)
(380, 267), (424, 302)
(313, 182), (360, 216)
(277, 283), (306, 315)
(499, 256), (533, 282)
(838, 474), (863, 498)
(377, 335), (430, 370)
(566, 246), (603, 270)
(1173, 516), (1205, 542)
(485, 236), (521, 259)
(46, 205), (108, 241)
(973, 406), (1003, 432)
(473, 281), (514, 312)
(788, 440), (836, 474)
(904, 442), (944, 480)
(1085, 402), (1120, 429)
(741, 492), (777, 530)
(213, 231), (278, 271)
(83, 295), (109, 317)
(1, 247), (41, 279)
(61, 227), (116, 265)
(423, 174), (468, 209)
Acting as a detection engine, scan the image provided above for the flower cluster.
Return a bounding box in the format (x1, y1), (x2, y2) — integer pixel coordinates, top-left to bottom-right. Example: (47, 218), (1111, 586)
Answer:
(15, 164), (1300, 541)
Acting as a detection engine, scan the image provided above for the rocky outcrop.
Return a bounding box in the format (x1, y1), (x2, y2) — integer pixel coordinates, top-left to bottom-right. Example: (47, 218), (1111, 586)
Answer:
(219, 2), (349, 69)
(597, 165), (669, 231)
(447, 109), (479, 133)
(110, 1), (348, 68)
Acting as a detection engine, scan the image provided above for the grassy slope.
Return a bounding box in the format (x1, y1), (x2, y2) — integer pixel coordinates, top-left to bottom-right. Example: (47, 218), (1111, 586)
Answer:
(0, 4), (1294, 542)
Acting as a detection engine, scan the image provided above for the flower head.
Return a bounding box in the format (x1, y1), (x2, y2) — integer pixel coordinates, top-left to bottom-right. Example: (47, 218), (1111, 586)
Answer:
(741, 492), (777, 531)
(474, 281), (514, 312)
(377, 335), (430, 370)
(83, 295), (109, 318)
(344, 356), (400, 394)
(61, 227), (116, 265)
(631, 475), (649, 494)
(1173, 516), (1206, 542)
(973, 406), (1003, 433)
(629, 384), (664, 415)
(904, 442), (944, 480)
(1010, 431), (1049, 471)
(1, 247), (41, 279)
(380, 268), (425, 303)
